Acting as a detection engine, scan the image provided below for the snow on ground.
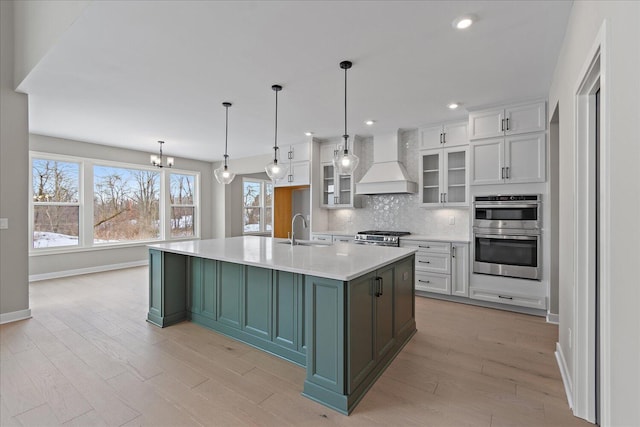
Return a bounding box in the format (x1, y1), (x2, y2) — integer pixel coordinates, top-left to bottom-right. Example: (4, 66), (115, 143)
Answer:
(33, 231), (122, 248)
(33, 231), (78, 248)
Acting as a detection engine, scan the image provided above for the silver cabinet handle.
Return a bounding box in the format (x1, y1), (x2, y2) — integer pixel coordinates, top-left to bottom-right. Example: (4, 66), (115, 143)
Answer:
(452, 246), (456, 258)
(418, 245), (431, 248)
(418, 260), (431, 264)
(444, 193), (447, 203)
(439, 133), (443, 144)
(418, 279), (431, 284)
(498, 295), (513, 300)
(501, 167), (505, 179)
(501, 118), (505, 132)
(506, 117), (510, 131)
(506, 166), (510, 179)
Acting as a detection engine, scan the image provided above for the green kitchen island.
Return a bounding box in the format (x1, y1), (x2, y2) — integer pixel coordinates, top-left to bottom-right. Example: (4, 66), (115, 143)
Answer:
(147, 236), (416, 414)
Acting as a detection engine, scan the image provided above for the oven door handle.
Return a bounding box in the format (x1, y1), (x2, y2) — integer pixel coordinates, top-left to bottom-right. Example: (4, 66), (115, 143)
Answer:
(473, 203), (539, 209)
(475, 233), (538, 241)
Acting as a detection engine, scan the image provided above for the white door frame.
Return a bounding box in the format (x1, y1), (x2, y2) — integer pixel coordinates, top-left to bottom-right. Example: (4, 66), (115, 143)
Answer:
(572, 21), (610, 424)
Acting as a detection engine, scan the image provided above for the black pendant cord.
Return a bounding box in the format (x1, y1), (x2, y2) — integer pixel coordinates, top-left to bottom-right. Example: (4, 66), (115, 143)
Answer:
(344, 64), (348, 153)
(222, 102), (232, 169)
(272, 85), (282, 164)
(224, 105), (229, 168)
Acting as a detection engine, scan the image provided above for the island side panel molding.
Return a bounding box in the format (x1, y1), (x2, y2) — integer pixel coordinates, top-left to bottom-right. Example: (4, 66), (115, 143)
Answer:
(347, 272), (376, 394)
(394, 257), (416, 337)
(190, 257), (217, 320)
(147, 249), (187, 327)
(217, 261), (244, 329)
(243, 265), (273, 340)
(273, 270), (298, 350)
(375, 264), (396, 360)
(304, 276), (345, 393)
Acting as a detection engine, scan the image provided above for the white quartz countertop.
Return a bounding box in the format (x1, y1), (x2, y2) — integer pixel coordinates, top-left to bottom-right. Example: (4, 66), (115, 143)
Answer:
(149, 236), (416, 281)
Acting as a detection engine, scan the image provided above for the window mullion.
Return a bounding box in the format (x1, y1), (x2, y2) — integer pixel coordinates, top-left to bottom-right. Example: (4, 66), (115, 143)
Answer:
(83, 160), (93, 247)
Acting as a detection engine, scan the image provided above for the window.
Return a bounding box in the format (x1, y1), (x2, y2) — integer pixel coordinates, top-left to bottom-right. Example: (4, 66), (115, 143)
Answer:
(243, 178), (273, 234)
(30, 152), (200, 253)
(170, 173), (196, 237)
(93, 165), (160, 243)
(32, 159), (81, 248)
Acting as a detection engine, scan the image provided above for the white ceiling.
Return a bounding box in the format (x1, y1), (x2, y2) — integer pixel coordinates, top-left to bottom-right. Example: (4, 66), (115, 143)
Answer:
(20, 0), (572, 163)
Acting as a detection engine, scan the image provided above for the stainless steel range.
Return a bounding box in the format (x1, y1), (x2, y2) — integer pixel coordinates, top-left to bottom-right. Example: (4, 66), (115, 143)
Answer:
(354, 230), (411, 247)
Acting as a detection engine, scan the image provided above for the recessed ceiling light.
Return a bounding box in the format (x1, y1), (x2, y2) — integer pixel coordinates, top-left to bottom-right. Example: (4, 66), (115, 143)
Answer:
(304, 132), (313, 136)
(365, 120), (375, 126)
(452, 14), (476, 30)
(448, 103), (460, 110)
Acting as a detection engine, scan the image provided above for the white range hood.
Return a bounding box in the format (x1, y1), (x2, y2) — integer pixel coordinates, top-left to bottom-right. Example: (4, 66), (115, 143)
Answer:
(355, 132), (418, 195)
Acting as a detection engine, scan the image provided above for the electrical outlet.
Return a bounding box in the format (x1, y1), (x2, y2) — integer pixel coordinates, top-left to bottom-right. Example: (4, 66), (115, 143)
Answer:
(449, 216), (455, 225)
(0, 218), (8, 229)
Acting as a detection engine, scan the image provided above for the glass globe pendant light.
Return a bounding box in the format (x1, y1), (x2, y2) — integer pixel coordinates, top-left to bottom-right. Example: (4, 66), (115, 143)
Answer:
(265, 84), (289, 181)
(214, 102), (236, 184)
(333, 60), (359, 175)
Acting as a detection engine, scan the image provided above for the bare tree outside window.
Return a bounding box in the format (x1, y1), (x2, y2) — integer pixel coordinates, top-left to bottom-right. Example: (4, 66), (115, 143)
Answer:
(93, 165), (160, 243)
(243, 179), (272, 233)
(32, 159), (80, 248)
(170, 173), (196, 237)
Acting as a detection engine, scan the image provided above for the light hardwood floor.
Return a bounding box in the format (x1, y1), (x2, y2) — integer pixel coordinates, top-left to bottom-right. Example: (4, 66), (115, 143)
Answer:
(0, 267), (592, 426)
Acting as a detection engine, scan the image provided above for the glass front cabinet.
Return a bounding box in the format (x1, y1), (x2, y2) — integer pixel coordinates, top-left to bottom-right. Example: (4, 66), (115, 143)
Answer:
(321, 163), (358, 208)
(420, 147), (469, 207)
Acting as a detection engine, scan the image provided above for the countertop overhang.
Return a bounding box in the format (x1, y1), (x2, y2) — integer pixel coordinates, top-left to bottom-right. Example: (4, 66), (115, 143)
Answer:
(149, 236), (416, 281)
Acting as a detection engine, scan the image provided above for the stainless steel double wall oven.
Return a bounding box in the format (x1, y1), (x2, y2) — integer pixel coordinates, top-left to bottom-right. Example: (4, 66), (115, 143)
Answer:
(473, 195), (542, 280)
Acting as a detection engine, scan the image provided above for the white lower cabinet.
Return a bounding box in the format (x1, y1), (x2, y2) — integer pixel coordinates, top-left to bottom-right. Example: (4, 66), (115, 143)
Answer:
(400, 240), (469, 297)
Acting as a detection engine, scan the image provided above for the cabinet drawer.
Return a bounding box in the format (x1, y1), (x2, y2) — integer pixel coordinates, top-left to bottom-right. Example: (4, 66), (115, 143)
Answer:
(469, 288), (545, 310)
(401, 240), (451, 254)
(415, 272), (451, 294)
(332, 235), (354, 243)
(415, 253), (450, 274)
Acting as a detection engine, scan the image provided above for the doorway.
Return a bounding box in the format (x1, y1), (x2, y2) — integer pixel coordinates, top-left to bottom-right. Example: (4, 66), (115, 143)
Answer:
(574, 37), (607, 424)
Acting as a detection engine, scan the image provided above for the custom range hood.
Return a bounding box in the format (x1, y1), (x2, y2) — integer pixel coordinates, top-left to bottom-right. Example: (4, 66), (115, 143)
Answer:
(355, 131), (418, 195)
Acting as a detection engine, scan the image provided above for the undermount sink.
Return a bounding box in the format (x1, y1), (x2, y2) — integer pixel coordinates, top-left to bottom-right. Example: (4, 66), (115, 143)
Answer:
(277, 239), (332, 247)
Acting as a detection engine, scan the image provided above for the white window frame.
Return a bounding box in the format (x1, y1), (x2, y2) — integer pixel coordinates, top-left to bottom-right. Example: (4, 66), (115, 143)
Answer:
(168, 171), (200, 239)
(29, 151), (201, 255)
(30, 154), (83, 250)
(242, 177), (273, 236)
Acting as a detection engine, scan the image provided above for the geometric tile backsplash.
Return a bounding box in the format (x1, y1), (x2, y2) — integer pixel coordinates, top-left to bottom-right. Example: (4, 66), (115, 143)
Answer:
(326, 129), (470, 238)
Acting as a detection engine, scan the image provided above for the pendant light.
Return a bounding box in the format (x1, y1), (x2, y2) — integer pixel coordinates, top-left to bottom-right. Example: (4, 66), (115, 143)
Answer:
(214, 102), (236, 184)
(150, 141), (174, 168)
(265, 84), (289, 181)
(333, 60), (359, 175)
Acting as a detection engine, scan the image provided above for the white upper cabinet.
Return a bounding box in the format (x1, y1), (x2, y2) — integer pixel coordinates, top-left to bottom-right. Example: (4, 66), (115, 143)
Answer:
(319, 139), (361, 209)
(471, 134), (546, 185)
(286, 142), (310, 162)
(420, 147), (469, 207)
(274, 141), (310, 187)
(468, 101), (546, 140)
(420, 121), (468, 150)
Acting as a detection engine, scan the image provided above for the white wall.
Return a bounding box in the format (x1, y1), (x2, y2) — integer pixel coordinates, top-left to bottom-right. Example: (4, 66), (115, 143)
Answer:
(212, 153), (273, 238)
(13, 0), (89, 88)
(29, 134), (215, 277)
(549, 1), (640, 425)
(0, 1), (30, 322)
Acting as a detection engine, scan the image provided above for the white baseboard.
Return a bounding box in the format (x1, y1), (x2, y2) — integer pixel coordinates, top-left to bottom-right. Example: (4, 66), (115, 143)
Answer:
(555, 342), (573, 409)
(0, 308), (32, 325)
(29, 260), (148, 282)
(546, 312), (559, 324)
